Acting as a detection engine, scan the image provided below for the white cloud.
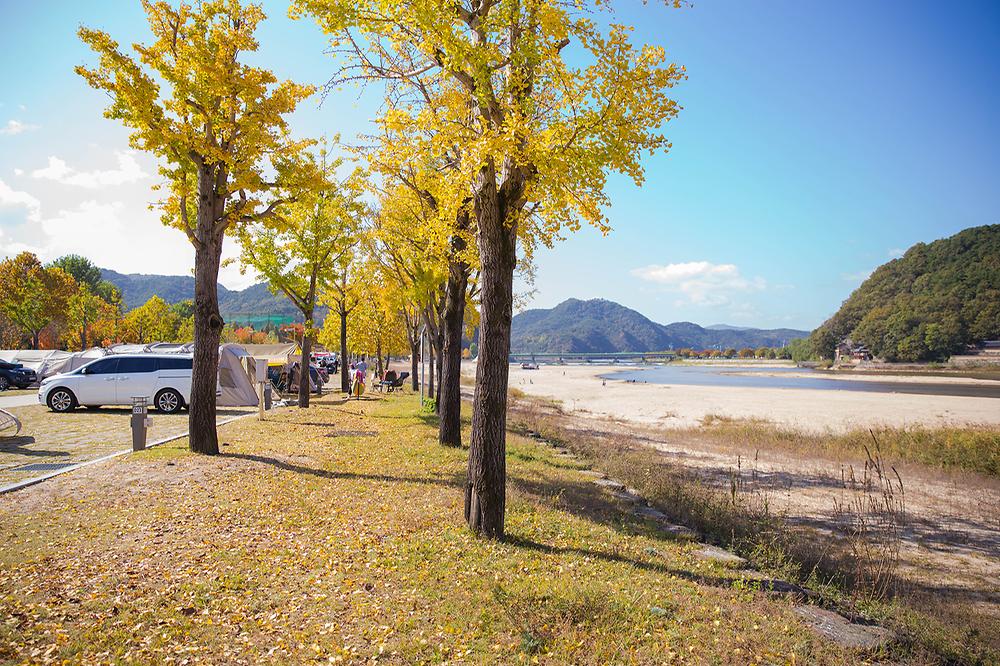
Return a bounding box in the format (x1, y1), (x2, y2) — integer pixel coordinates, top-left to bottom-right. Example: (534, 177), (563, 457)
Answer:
(31, 152), (148, 189)
(631, 261), (766, 306)
(29, 200), (190, 274)
(0, 196), (255, 290)
(887, 247), (904, 259)
(13, 168), (23, 176)
(0, 178), (41, 221)
(0, 119), (37, 136)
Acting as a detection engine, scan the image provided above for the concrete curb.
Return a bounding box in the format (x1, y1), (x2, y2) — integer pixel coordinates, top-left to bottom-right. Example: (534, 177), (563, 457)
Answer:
(0, 411), (259, 495)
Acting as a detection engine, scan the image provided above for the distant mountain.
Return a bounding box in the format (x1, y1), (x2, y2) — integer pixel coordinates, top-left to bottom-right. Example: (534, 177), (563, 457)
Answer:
(100, 268), (319, 322)
(811, 224), (1000, 361)
(511, 298), (808, 353)
(705, 324), (752, 331)
(101, 269), (206, 309)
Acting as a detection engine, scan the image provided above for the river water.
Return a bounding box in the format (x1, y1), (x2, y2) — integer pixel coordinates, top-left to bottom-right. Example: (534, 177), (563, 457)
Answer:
(601, 365), (1000, 399)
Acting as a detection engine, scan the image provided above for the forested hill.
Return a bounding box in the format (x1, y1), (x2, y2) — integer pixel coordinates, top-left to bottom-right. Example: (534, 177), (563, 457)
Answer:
(511, 299), (808, 353)
(811, 224), (1000, 361)
(100, 269), (304, 320)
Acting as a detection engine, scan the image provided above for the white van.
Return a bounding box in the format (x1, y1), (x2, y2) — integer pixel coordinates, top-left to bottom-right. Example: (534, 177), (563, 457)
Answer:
(38, 354), (193, 414)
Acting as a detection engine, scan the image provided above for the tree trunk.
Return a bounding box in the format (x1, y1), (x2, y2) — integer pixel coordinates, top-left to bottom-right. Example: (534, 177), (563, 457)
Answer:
(298, 331), (312, 408)
(188, 160), (228, 455)
(339, 309), (350, 393)
(410, 342), (419, 391)
(31, 330), (40, 349)
(297, 280), (317, 408)
(189, 232), (224, 455)
(465, 165), (518, 538)
(439, 255), (468, 447)
(375, 340), (383, 380)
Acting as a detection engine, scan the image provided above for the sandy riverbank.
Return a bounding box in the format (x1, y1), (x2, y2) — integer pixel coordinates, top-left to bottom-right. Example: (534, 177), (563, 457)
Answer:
(479, 363), (1000, 433)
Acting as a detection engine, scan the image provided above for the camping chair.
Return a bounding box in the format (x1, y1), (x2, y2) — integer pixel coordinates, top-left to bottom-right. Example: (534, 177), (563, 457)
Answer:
(376, 370), (397, 393)
(0, 408), (22, 437)
(384, 371), (409, 393)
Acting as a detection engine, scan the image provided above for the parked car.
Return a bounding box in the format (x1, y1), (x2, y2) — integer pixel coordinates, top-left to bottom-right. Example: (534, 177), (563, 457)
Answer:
(0, 360), (36, 390)
(38, 354), (194, 414)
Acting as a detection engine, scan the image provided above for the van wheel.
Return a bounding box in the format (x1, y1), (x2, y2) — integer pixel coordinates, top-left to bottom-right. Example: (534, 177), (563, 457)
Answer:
(155, 389), (183, 414)
(47, 388), (77, 413)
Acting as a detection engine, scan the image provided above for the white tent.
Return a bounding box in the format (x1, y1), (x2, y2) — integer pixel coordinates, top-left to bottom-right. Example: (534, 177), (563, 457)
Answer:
(65, 347), (108, 372)
(147, 342), (194, 353)
(107, 343), (152, 354)
(240, 343), (300, 365)
(0, 349), (75, 380)
(217, 343), (259, 407)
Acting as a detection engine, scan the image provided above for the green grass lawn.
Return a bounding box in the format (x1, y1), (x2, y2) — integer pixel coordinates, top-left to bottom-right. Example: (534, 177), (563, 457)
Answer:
(0, 393), (853, 664)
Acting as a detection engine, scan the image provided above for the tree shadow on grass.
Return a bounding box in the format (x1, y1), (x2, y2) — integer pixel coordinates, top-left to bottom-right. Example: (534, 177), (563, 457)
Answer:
(503, 534), (734, 589)
(0, 436), (71, 458)
(375, 412), (441, 429)
(508, 471), (639, 532)
(222, 452), (465, 489)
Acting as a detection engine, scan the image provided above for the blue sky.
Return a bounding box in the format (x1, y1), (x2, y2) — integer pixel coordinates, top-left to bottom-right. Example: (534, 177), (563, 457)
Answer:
(1, 1), (998, 330)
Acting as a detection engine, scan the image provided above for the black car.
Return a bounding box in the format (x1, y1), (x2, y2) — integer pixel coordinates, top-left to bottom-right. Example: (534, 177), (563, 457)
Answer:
(0, 361), (37, 390)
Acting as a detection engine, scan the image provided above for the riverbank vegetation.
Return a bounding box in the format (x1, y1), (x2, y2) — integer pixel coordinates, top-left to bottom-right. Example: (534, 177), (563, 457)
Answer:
(695, 416), (1000, 479)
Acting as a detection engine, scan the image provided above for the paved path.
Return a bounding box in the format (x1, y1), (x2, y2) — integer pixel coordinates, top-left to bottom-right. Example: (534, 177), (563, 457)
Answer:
(0, 394), (38, 409)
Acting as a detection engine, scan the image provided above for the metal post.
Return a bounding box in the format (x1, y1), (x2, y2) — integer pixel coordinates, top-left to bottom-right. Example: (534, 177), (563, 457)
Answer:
(130, 396), (148, 451)
(254, 358), (268, 420)
(419, 326), (426, 404)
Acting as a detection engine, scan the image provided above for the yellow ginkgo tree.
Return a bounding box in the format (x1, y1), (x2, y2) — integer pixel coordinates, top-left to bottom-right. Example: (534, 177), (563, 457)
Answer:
(365, 111), (477, 447)
(77, 0), (321, 454)
(297, 0), (686, 537)
(342, 268), (410, 381)
(236, 153), (365, 408)
(321, 250), (367, 393)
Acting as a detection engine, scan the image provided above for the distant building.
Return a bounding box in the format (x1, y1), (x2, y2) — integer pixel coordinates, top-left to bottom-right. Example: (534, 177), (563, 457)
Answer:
(835, 338), (873, 363)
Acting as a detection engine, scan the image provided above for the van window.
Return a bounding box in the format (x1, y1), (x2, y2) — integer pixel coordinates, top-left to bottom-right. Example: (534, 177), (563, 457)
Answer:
(85, 358), (119, 374)
(118, 357), (157, 374)
(157, 357), (193, 370)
